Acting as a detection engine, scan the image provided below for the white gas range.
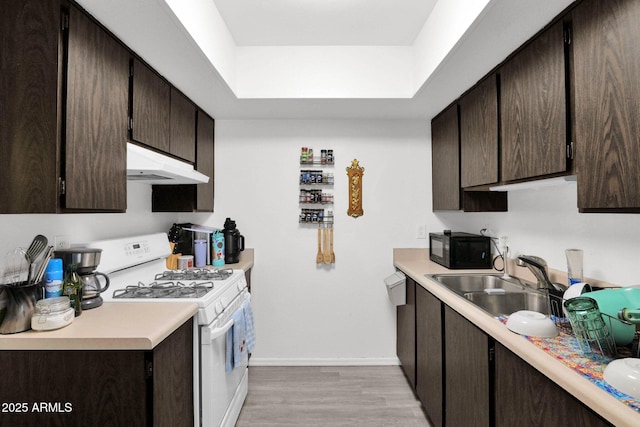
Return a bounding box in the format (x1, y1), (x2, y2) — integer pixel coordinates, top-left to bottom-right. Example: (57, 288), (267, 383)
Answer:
(87, 233), (251, 427)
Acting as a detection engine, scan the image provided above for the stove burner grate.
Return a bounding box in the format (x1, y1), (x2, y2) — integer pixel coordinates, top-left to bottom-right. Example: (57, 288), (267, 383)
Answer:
(154, 268), (233, 282)
(112, 280), (215, 299)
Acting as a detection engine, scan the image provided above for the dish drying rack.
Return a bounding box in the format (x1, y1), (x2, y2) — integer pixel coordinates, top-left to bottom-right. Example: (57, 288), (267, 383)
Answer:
(548, 291), (639, 360)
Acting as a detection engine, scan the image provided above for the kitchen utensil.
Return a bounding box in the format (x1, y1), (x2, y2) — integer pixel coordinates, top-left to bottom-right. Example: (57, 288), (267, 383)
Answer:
(54, 248), (102, 274)
(330, 227), (335, 263)
(316, 227), (323, 264)
(33, 246), (54, 285)
(323, 227), (331, 264)
(582, 288), (640, 345)
(28, 235), (48, 256)
(1, 248), (29, 286)
(564, 296), (617, 357)
(506, 310), (558, 338)
(0, 283), (40, 334)
(604, 358), (640, 400)
(24, 235), (48, 283)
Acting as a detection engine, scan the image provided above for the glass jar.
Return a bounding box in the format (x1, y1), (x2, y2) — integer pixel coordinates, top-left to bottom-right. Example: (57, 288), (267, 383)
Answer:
(31, 296), (74, 331)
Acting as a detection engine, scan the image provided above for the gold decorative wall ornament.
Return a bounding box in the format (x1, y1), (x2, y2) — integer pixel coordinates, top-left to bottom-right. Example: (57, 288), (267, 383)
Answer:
(346, 159), (364, 217)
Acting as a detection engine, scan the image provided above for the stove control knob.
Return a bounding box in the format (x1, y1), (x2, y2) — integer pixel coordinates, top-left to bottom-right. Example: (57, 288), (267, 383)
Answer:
(215, 301), (223, 314)
(221, 297), (229, 308)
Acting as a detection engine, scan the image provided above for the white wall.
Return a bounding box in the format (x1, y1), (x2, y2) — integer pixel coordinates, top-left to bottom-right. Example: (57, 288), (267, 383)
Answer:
(0, 184), (176, 248)
(187, 119), (431, 365)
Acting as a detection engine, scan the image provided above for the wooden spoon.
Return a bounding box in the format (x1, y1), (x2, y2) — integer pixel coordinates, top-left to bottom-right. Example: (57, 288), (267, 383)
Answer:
(323, 227), (331, 264)
(316, 227), (323, 264)
(330, 227), (335, 264)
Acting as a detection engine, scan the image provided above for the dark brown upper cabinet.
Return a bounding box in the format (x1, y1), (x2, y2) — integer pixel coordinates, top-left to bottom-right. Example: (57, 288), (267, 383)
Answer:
(431, 103), (507, 212)
(500, 20), (569, 182)
(0, 0), (60, 213)
(131, 58), (171, 154)
(152, 110), (214, 213)
(195, 110), (215, 212)
(431, 104), (461, 210)
(170, 88), (197, 163)
(459, 75), (499, 188)
(64, 5), (129, 212)
(572, 0), (640, 212)
(0, 1), (128, 213)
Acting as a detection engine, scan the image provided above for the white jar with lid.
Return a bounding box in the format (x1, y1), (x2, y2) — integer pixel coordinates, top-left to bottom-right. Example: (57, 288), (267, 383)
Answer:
(31, 296), (75, 331)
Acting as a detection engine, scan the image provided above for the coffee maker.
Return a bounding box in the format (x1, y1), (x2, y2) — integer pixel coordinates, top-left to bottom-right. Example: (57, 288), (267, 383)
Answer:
(223, 218), (245, 264)
(54, 248), (110, 309)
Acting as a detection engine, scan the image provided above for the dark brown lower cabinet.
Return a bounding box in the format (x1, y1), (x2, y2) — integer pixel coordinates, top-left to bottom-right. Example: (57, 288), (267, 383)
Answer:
(444, 306), (491, 427)
(397, 277), (416, 387)
(416, 286), (443, 427)
(0, 319), (193, 427)
(494, 343), (611, 427)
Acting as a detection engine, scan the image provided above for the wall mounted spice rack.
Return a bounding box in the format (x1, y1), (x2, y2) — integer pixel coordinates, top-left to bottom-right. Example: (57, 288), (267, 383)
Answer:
(299, 147), (334, 225)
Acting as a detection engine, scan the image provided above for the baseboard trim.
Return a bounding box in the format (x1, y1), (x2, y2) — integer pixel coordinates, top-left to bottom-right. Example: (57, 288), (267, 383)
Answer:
(249, 357), (401, 367)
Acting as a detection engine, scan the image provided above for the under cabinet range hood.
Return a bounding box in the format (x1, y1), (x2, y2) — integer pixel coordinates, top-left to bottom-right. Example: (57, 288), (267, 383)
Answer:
(126, 143), (209, 185)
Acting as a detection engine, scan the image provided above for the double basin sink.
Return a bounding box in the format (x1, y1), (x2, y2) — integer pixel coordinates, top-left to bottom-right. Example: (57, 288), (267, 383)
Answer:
(427, 274), (551, 317)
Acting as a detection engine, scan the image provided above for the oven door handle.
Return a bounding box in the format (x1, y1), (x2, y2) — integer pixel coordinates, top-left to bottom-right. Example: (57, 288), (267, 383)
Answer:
(202, 318), (234, 344)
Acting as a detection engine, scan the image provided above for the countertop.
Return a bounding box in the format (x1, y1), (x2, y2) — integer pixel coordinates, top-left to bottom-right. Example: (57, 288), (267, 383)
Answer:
(393, 248), (639, 427)
(0, 249), (255, 351)
(0, 302), (198, 350)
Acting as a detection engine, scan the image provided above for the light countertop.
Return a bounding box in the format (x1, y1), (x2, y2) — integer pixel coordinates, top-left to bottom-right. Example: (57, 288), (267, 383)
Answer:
(393, 248), (639, 427)
(0, 302), (198, 350)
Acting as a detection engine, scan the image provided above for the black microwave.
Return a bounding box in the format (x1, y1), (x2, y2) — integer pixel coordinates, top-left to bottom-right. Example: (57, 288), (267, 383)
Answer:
(429, 231), (492, 269)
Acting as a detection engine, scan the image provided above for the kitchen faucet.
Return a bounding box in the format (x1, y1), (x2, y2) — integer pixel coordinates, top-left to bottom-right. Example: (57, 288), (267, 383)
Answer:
(516, 255), (567, 292)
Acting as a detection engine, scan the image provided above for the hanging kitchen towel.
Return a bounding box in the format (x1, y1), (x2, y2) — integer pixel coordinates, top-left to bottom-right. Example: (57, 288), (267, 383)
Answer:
(225, 308), (246, 373)
(243, 297), (256, 353)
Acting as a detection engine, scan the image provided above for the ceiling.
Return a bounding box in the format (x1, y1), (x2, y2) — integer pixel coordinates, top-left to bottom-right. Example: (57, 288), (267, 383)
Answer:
(75, 0), (575, 120)
(212, 0), (438, 46)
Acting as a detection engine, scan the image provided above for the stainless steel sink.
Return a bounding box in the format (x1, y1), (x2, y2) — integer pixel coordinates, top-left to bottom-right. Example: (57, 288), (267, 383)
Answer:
(428, 274), (527, 295)
(426, 273), (550, 317)
(463, 291), (550, 316)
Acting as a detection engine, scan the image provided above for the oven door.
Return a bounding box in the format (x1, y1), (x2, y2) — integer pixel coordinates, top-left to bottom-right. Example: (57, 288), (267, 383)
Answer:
(200, 290), (250, 427)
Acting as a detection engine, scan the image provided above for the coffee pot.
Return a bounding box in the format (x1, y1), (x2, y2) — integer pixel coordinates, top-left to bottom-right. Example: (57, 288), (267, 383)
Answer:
(80, 272), (110, 309)
(54, 248), (110, 309)
(223, 218), (245, 264)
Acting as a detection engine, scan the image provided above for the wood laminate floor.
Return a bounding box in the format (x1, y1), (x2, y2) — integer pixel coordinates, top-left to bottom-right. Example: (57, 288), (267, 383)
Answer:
(236, 366), (432, 426)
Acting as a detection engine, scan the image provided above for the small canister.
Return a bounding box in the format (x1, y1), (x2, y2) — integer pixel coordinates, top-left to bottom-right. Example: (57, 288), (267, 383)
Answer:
(31, 296), (74, 331)
(177, 255), (194, 270)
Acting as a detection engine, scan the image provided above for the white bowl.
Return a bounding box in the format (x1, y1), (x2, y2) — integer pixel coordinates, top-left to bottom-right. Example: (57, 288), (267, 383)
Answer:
(506, 310), (558, 338)
(604, 358), (640, 399)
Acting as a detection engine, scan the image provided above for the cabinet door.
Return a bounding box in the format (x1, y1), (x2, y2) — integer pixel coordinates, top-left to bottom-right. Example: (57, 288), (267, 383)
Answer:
(65, 6), (128, 211)
(416, 286), (443, 427)
(573, 0), (640, 211)
(397, 276), (416, 387)
(131, 58), (170, 153)
(431, 105), (460, 210)
(494, 343), (610, 426)
(444, 306), (491, 427)
(0, 0), (59, 213)
(501, 21), (568, 181)
(196, 110), (215, 212)
(170, 88), (196, 163)
(460, 75), (499, 188)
